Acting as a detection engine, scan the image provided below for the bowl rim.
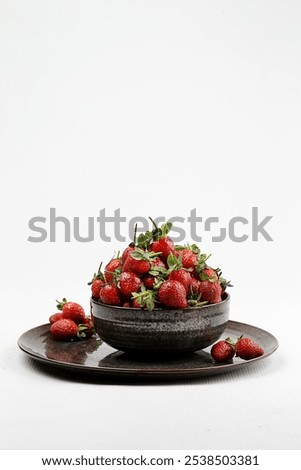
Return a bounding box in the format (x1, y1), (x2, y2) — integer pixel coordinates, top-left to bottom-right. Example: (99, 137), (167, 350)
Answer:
(91, 291), (230, 311)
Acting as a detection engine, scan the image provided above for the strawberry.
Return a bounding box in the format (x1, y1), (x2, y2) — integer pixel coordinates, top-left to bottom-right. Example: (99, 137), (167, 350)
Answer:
(77, 317), (95, 339)
(49, 312), (63, 324)
(198, 280), (222, 304)
(143, 275), (157, 290)
(131, 285), (157, 310)
(178, 249), (198, 270)
(132, 297), (142, 308)
(123, 301), (131, 308)
(236, 337), (264, 360)
(168, 269), (192, 293)
(122, 248), (159, 276)
(121, 245), (135, 264)
(122, 253), (150, 276)
(104, 258), (122, 283)
(88, 263), (106, 300)
(150, 237), (176, 262)
(151, 257), (166, 269)
(99, 284), (122, 306)
(211, 339), (236, 362)
(190, 277), (201, 294)
(158, 280), (188, 308)
(90, 279), (105, 300)
(201, 267), (218, 282)
(56, 298), (86, 323)
(149, 219), (176, 262)
(119, 271), (142, 297)
(50, 319), (78, 341)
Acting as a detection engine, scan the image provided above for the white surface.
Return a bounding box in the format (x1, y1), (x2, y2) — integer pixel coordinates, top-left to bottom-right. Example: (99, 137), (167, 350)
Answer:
(1, 0), (301, 450)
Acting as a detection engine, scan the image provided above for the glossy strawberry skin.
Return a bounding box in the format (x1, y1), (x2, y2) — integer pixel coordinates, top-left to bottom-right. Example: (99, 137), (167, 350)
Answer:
(198, 280), (222, 304)
(158, 280), (188, 308)
(91, 279), (105, 299)
(178, 249), (198, 270)
(190, 277), (201, 294)
(50, 319), (78, 341)
(119, 272), (142, 297)
(150, 237), (176, 262)
(49, 312), (64, 324)
(132, 298), (142, 308)
(151, 257), (166, 268)
(211, 340), (235, 363)
(99, 284), (122, 306)
(202, 267), (218, 281)
(236, 338), (264, 360)
(122, 254), (150, 276)
(143, 275), (157, 290)
(168, 269), (192, 293)
(121, 245), (135, 264)
(104, 258), (122, 283)
(61, 302), (86, 324)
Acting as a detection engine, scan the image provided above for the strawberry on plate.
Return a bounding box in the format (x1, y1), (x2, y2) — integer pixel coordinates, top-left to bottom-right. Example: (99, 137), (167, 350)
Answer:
(50, 319), (78, 341)
(211, 339), (236, 363)
(56, 298), (86, 324)
(49, 312), (63, 324)
(236, 336), (264, 360)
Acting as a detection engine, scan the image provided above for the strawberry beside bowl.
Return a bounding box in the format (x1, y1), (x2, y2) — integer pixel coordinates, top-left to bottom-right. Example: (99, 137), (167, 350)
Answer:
(91, 292), (230, 356)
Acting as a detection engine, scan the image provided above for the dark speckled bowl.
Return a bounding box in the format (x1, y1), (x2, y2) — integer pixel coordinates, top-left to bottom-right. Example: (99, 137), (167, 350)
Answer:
(91, 293), (230, 356)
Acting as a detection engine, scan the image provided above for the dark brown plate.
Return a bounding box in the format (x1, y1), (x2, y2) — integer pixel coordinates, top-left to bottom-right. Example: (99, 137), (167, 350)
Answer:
(17, 321), (278, 380)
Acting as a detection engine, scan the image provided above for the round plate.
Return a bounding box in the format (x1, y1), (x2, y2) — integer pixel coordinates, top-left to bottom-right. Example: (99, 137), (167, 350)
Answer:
(17, 321), (278, 381)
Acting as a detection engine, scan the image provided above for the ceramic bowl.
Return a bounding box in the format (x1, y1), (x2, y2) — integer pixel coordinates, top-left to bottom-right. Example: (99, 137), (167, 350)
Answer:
(91, 292), (230, 356)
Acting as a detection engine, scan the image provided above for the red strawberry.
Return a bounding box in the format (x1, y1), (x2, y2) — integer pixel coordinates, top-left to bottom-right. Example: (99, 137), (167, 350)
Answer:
(87, 262), (106, 299)
(123, 301), (131, 308)
(143, 275), (157, 290)
(211, 339), (236, 363)
(121, 245), (135, 264)
(158, 280), (188, 308)
(190, 277), (201, 294)
(91, 278), (105, 300)
(131, 286), (157, 310)
(150, 236), (176, 262)
(122, 248), (156, 276)
(132, 298), (142, 308)
(119, 271), (142, 297)
(151, 257), (166, 269)
(202, 267), (218, 282)
(104, 258), (122, 283)
(99, 284), (122, 306)
(56, 298), (86, 324)
(198, 280), (222, 304)
(49, 312), (63, 324)
(50, 319), (78, 341)
(236, 337), (264, 360)
(77, 317), (95, 339)
(178, 249), (198, 270)
(168, 269), (192, 293)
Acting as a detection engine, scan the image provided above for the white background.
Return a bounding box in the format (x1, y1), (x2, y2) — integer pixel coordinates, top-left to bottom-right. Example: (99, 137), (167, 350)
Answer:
(1, 0), (301, 450)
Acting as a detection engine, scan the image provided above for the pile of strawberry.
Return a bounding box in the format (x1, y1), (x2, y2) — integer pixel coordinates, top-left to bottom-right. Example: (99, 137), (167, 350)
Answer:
(89, 219), (232, 310)
(211, 336), (264, 362)
(49, 299), (95, 341)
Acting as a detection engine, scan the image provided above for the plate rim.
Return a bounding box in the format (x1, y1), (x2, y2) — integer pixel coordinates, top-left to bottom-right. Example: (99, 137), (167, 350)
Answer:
(17, 320), (279, 378)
